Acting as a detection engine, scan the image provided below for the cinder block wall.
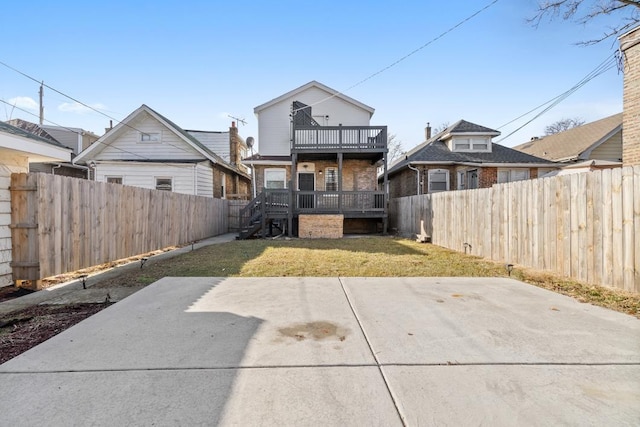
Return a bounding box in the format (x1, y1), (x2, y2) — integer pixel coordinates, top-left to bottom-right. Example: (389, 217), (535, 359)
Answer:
(621, 27), (640, 165)
(299, 214), (343, 238)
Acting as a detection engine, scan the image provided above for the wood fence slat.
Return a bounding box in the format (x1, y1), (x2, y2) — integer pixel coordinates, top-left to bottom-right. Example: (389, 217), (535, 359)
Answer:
(621, 166), (635, 292)
(634, 166), (640, 293)
(611, 168), (623, 288)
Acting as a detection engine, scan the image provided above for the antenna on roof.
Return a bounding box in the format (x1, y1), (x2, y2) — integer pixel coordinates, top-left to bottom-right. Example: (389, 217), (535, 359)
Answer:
(228, 114), (247, 126)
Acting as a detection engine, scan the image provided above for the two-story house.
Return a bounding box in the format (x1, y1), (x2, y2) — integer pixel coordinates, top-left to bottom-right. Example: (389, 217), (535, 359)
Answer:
(241, 81), (388, 238)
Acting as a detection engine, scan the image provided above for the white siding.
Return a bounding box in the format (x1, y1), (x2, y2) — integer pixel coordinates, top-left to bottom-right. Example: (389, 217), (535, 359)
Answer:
(96, 113), (205, 161)
(0, 155), (29, 286)
(589, 131), (623, 162)
(187, 131), (230, 161)
(258, 86), (372, 156)
(95, 162), (199, 196)
(196, 162), (214, 197)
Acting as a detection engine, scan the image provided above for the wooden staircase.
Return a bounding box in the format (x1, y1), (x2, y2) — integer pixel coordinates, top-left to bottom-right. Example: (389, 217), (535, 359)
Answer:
(237, 190), (289, 239)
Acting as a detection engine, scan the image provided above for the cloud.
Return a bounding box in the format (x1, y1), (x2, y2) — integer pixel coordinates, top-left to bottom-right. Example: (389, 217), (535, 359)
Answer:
(58, 102), (107, 114)
(8, 96), (38, 111)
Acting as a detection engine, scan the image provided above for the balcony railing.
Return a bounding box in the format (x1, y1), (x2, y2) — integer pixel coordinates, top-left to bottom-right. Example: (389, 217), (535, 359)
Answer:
(292, 125), (387, 152)
(257, 189), (385, 215)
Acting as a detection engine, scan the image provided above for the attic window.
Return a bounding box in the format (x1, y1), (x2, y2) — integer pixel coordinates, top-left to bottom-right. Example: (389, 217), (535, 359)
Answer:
(453, 137), (490, 152)
(139, 132), (161, 143)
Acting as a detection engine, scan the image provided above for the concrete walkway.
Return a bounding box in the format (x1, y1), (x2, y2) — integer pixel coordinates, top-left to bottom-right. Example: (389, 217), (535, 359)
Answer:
(1, 277), (639, 426)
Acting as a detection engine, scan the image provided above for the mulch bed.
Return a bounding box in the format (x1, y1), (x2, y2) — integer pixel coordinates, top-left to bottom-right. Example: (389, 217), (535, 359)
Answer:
(0, 303), (112, 365)
(0, 286), (35, 303)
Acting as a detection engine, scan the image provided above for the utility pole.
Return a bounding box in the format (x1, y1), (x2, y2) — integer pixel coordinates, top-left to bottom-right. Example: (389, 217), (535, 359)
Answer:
(39, 81), (44, 125)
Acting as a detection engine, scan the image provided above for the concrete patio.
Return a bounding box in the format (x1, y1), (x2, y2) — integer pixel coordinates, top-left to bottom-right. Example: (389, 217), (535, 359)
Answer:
(1, 277), (639, 426)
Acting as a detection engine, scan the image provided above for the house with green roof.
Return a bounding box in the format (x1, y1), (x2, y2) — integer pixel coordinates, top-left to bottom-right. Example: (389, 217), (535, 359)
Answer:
(73, 105), (251, 199)
(384, 120), (557, 199)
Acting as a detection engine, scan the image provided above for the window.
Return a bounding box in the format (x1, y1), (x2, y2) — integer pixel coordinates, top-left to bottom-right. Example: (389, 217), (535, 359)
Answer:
(264, 168), (286, 189)
(155, 177), (172, 191)
(428, 169), (449, 193)
(457, 171), (465, 190)
(106, 176), (122, 184)
(453, 137), (490, 152)
(497, 169), (530, 184)
(139, 132), (161, 143)
(325, 167), (338, 191)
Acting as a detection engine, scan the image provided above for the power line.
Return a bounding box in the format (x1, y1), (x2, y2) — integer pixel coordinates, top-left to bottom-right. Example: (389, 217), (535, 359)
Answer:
(495, 52), (618, 143)
(293, 0), (501, 114)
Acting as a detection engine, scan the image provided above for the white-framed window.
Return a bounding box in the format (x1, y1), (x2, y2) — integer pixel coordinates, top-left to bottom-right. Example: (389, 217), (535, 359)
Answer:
(428, 169), (449, 193)
(325, 167), (338, 191)
(264, 168), (286, 189)
(452, 137), (490, 152)
(139, 131), (161, 143)
(155, 177), (172, 191)
(457, 171), (465, 190)
(497, 169), (530, 184)
(106, 176), (123, 185)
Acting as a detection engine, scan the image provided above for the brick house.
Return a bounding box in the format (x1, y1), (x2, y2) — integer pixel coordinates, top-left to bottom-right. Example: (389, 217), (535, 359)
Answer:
(620, 25), (640, 165)
(73, 104), (251, 199)
(385, 120), (556, 199)
(241, 81), (388, 238)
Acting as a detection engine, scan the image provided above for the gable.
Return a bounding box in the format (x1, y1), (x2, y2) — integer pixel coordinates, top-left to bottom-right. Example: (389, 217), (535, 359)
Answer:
(77, 109), (206, 163)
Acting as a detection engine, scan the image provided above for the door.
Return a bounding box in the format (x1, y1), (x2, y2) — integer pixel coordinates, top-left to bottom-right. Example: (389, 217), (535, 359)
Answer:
(298, 172), (315, 209)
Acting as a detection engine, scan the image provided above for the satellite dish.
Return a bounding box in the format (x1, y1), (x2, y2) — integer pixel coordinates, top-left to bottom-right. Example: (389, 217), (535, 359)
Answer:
(246, 136), (254, 149)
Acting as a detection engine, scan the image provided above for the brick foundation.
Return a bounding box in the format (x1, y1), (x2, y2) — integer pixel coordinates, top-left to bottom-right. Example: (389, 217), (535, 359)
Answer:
(299, 214), (344, 238)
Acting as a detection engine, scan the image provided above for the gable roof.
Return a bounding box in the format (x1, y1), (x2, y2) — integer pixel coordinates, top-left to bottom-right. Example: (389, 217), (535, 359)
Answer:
(74, 105), (249, 179)
(513, 113), (622, 162)
(0, 121), (72, 162)
(388, 119), (554, 176)
(253, 80), (375, 116)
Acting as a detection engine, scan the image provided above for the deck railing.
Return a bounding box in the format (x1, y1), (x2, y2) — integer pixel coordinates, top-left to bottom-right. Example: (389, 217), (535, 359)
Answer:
(292, 125), (387, 151)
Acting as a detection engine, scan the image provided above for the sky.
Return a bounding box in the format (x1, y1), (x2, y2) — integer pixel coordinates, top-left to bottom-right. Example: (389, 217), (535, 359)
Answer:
(0, 0), (628, 153)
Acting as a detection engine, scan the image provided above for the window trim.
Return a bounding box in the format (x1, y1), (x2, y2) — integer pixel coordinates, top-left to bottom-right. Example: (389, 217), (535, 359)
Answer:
(155, 177), (173, 192)
(324, 167), (338, 191)
(497, 168), (530, 184)
(139, 131), (161, 143)
(264, 168), (287, 189)
(105, 176), (123, 185)
(427, 168), (450, 193)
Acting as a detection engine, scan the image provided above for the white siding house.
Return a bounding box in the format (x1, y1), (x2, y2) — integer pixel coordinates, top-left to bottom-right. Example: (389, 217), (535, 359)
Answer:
(253, 81), (374, 156)
(0, 122), (71, 286)
(73, 105), (250, 199)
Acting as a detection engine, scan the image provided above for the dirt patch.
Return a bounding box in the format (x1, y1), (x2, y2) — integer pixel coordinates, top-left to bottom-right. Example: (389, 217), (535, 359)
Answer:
(0, 303), (112, 365)
(0, 286), (35, 303)
(278, 321), (348, 342)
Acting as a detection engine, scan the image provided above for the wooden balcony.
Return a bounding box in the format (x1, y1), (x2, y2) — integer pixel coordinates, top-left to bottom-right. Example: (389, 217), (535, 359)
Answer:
(257, 189), (386, 217)
(292, 125), (387, 160)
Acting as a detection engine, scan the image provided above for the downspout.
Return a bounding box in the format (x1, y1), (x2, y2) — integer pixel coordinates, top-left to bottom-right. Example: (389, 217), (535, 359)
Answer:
(193, 163), (198, 196)
(52, 164), (62, 176)
(407, 164), (421, 195)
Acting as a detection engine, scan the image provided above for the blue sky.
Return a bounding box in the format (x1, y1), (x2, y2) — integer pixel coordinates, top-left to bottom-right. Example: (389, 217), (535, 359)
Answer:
(0, 0), (627, 152)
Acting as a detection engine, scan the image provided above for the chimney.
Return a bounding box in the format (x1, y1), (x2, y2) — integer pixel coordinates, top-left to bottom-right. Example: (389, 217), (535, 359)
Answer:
(229, 121), (239, 166)
(425, 122), (432, 140)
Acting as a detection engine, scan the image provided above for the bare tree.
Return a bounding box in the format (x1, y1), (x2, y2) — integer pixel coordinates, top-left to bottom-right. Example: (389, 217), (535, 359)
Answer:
(530, 1), (640, 45)
(432, 122), (450, 135)
(387, 134), (405, 162)
(544, 117), (585, 134)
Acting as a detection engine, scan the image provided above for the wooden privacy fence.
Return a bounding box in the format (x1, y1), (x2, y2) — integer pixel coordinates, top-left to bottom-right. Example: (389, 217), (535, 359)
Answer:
(10, 173), (229, 283)
(390, 166), (640, 293)
(227, 200), (248, 232)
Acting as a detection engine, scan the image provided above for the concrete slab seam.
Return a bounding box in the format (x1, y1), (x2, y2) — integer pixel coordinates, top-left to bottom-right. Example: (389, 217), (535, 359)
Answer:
(338, 277), (407, 427)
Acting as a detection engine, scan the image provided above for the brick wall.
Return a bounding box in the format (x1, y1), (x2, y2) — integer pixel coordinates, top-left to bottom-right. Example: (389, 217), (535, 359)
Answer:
(479, 167), (497, 188)
(299, 214), (343, 238)
(621, 26), (640, 165)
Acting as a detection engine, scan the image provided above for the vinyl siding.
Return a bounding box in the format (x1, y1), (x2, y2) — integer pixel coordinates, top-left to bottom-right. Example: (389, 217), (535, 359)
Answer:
(257, 86), (372, 156)
(196, 162), (214, 197)
(95, 162), (200, 195)
(0, 155), (29, 286)
(187, 131), (230, 162)
(588, 131), (623, 162)
(96, 113), (205, 161)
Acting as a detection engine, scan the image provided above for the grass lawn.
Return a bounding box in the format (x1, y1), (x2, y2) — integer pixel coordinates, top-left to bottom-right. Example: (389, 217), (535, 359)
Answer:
(93, 236), (640, 318)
